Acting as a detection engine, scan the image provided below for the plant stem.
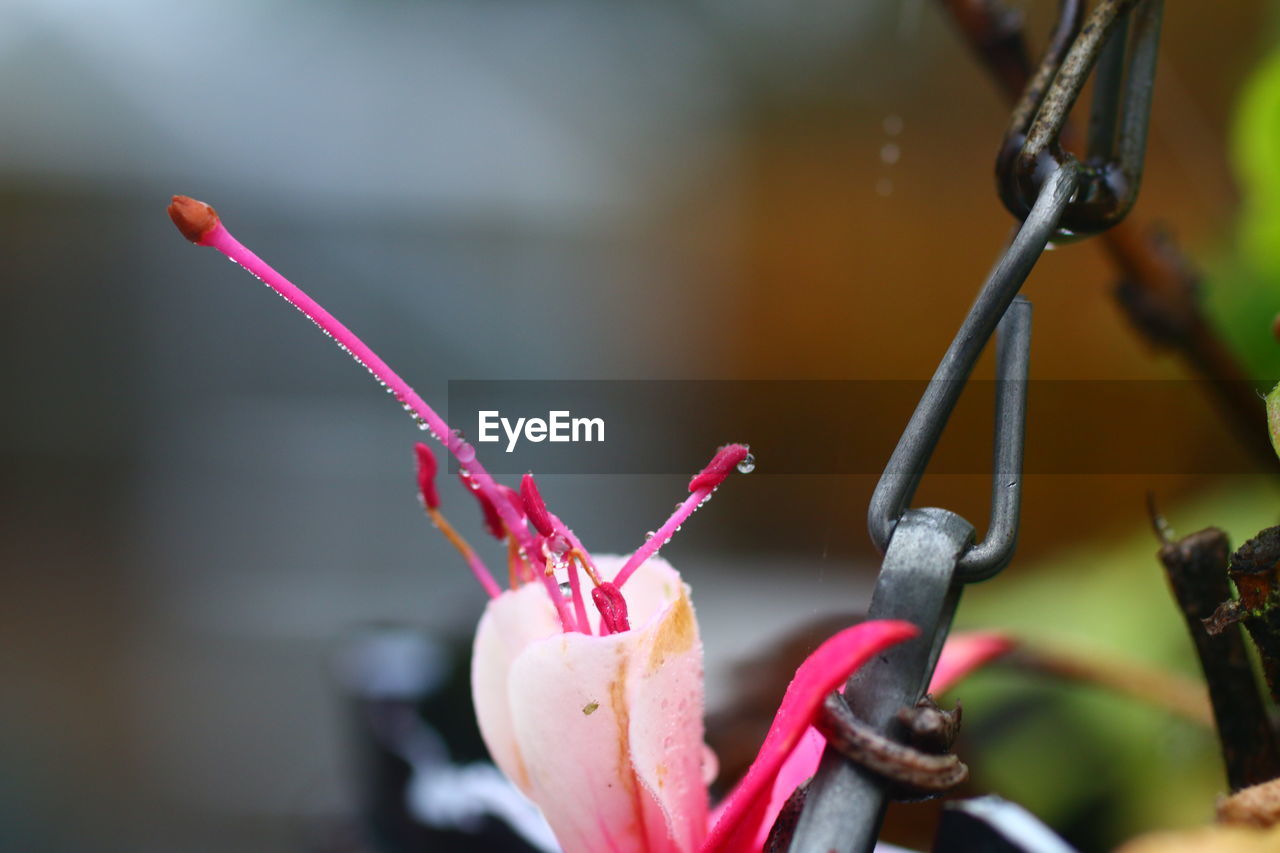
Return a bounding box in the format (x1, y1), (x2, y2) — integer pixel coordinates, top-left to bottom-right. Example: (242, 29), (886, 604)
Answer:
(1156, 520), (1280, 790)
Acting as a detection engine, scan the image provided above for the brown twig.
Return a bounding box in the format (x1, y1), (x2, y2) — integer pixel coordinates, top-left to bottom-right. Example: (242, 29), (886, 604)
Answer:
(1002, 641), (1214, 728)
(1150, 506), (1280, 790)
(937, 0), (1278, 471)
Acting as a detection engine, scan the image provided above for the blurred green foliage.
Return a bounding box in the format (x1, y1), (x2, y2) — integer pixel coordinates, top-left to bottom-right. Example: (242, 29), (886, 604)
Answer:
(948, 479), (1280, 849)
(1208, 46), (1280, 379)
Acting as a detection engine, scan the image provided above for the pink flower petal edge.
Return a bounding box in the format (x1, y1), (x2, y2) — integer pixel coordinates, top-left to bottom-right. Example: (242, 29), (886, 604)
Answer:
(701, 619), (919, 853)
(928, 631), (1017, 695)
(720, 628), (1019, 851)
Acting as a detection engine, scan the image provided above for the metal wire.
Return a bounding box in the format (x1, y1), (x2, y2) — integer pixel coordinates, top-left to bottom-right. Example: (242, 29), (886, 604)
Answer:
(867, 165), (1076, 580)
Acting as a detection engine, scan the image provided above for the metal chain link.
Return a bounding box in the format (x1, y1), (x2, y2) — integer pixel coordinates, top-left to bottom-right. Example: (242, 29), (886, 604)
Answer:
(789, 1), (1164, 849)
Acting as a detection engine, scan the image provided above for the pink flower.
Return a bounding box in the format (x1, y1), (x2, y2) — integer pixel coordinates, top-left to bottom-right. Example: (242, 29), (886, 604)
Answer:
(473, 554), (708, 852)
(166, 196), (933, 852)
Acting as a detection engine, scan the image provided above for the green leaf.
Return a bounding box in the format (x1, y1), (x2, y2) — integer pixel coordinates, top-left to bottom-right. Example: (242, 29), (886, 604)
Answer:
(1268, 380), (1280, 458)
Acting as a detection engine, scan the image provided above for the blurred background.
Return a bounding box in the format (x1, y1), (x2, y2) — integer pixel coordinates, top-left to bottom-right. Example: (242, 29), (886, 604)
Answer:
(3, 0), (1280, 850)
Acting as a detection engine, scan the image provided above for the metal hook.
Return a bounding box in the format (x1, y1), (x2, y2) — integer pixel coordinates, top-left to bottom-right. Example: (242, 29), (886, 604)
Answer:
(868, 165), (1076, 581)
(997, 0), (1163, 237)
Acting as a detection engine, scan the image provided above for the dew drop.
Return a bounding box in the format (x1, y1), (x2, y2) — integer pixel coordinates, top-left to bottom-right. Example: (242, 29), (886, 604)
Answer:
(644, 531), (656, 541)
(456, 442), (477, 464)
(559, 581), (572, 597)
(736, 453), (756, 474)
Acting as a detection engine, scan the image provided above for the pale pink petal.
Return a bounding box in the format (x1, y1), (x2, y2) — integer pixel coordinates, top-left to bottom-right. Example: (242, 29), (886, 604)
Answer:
(702, 620), (918, 853)
(471, 581), (563, 796)
(929, 631), (1016, 695)
(627, 585), (709, 853)
(474, 556), (707, 853)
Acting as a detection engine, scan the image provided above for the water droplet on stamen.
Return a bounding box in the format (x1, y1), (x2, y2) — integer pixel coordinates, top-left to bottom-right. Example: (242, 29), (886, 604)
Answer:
(736, 453), (756, 474)
(456, 442), (477, 464)
(644, 531), (656, 541)
(558, 581), (572, 597)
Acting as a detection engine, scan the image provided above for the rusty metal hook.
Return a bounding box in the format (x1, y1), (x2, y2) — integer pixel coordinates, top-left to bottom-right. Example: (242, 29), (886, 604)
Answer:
(997, 0), (1163, 237)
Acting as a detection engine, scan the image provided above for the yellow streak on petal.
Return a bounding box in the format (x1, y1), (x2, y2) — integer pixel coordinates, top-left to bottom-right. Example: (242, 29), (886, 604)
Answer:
(608, 650), (651, 848)
(647, 589), (695, 674)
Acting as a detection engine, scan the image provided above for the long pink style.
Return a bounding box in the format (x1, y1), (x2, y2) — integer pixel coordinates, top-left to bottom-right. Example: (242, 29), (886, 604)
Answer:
(171, 197), (545, 608)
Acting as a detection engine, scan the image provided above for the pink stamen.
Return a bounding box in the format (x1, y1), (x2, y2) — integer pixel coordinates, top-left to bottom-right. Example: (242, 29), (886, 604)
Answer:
(520, 473), (556, 537)
(525, 535), (576, 632)
(688, 443), (751, 492)
(550, 541), (591, 634)
(167, 198), (565, 616)
(414, 443), (441, 510)
(461, 473), (506, 539)
(412, 444), (499, 597)
(547, 510), (599, 589)
(591, 583), (630, 634)
(611, 444), (752, 588)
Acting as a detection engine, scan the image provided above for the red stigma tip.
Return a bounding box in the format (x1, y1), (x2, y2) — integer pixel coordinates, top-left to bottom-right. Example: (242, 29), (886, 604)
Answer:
(167, 195), (220, 244)
(414, 443), (440, 510)
(520, 473), (556, 537)
(463, 474), (506, 539)
(592, 583), (631, 633)
(688, 443), (751, 492)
